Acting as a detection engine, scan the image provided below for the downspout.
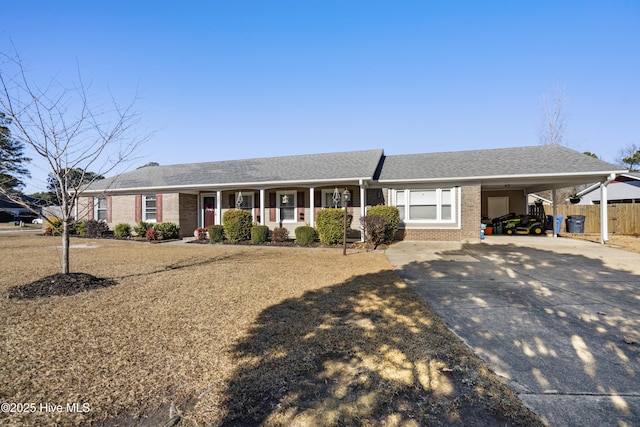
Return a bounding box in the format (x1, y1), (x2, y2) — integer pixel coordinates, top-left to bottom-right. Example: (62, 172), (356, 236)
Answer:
(599, 173), (616, 244)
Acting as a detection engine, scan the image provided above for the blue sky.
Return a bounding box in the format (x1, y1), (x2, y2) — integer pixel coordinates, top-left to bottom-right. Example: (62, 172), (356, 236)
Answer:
(3, 1), (639, 193)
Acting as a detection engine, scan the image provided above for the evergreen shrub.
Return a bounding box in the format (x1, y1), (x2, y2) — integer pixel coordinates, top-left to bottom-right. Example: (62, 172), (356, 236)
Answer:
(223, 209), (252, 243)
(114, 223), (131, 238)
(155, 222), (179, 239)
(316, 208), (352, 245)
(295, 226), (317, 246)
(251, 225), (270, 244)
(208, 225), (225, 243)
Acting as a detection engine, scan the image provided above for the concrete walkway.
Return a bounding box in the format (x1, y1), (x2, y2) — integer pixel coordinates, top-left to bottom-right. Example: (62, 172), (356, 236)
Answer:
(385, 236), (640, 427)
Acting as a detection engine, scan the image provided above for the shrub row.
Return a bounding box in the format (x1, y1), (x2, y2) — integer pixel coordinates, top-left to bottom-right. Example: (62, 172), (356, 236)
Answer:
(44, 218), (180, 241)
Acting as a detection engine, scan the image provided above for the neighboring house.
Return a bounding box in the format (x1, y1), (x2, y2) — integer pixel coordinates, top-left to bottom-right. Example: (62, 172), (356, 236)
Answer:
(80, 145), (626, 242)
(0, 195), (45, 222)
(577, 173), (640, 204)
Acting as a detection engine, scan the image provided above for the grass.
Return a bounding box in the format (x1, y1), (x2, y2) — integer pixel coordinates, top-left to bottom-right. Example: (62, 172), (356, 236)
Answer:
(0, 233), (544, 426)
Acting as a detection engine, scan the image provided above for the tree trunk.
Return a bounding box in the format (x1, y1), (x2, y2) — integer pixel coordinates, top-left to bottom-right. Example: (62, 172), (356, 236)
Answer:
(61, 198), (70, 274)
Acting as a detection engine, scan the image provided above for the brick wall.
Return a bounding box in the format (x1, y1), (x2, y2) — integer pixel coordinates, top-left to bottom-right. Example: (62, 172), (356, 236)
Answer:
(178, 194), (198, 238)
(460, 185), (481, 242)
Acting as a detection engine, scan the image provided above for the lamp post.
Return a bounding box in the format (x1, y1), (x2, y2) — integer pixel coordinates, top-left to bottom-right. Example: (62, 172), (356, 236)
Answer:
(342, 188), (351, 256)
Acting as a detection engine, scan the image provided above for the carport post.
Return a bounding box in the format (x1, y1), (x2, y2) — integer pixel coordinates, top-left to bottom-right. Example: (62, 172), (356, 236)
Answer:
(552, 189), (558, 238)
(600, 173), (615, 244)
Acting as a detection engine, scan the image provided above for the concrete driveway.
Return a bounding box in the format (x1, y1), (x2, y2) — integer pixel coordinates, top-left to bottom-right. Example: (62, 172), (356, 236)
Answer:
(385, 236), (640, 427)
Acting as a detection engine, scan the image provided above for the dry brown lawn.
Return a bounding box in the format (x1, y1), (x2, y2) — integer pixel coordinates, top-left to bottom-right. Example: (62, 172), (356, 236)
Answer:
(567, 233), (640, 254)
(0, 233), (543, 426)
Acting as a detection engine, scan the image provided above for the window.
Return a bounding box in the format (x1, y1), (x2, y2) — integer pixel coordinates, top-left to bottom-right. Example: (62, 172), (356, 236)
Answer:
(322, 188), (345, 208)
(236, 192), (254, 211)
(395, 188), (455, 222)
(143, 195), (156, 222)
(95, 197), (107, 221)
(277, 191), (296, 222)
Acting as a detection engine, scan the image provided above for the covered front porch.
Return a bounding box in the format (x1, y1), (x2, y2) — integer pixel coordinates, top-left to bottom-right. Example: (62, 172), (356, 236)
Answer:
(197, 181), (383, 236)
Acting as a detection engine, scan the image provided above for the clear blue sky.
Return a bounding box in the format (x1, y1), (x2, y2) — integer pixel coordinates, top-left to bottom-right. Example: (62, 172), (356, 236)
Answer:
(3, 1), (639, 193)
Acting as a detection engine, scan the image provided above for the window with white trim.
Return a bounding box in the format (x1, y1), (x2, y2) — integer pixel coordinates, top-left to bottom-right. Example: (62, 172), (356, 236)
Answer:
(95, 197), (107, 221)
(143, 195), (156, 222)
(396, 188), (455, 222)
(322, 188), (345, 208)
(277, 191), (296, 222)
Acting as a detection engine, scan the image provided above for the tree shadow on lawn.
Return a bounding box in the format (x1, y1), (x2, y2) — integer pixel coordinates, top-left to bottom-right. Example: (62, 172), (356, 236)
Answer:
(217, 269), (543, 426)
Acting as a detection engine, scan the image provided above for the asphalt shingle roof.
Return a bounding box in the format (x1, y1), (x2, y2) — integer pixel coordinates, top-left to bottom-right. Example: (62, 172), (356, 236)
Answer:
(377, 145), (624, 181)
(87, 149), (384, 191)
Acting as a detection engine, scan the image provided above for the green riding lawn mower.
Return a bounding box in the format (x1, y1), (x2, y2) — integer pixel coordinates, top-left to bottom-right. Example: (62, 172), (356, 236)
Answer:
(503, 215), (546, 235)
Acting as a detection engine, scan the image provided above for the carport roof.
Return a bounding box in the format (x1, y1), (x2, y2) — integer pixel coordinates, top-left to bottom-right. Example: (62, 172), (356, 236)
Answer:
(377, 145), (626, 191)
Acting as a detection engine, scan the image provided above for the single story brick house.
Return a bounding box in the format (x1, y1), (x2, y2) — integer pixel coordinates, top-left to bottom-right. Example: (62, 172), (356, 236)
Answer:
(79, 145), (626, 242)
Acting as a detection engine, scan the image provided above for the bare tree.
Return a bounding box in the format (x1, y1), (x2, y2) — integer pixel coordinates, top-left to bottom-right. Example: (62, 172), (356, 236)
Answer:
(616, 143), (640, 172)
(0, 49), (149, 274)
(539, 85), (568, 146)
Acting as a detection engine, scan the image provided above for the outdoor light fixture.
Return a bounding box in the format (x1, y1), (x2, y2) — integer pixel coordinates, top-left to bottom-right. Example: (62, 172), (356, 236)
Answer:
(236, 191), (243, 208)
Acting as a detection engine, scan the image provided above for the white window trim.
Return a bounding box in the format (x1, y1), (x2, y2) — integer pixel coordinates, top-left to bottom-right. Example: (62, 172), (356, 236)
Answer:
(94, 197), (107, 222)
(276, 190), (297, 223)
(395, 188), (457, 223)
(321, 188), (345, 208)
(142, 195), (157, 223)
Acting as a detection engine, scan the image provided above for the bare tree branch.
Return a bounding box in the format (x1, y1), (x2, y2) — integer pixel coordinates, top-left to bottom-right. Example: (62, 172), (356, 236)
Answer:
(539, 85), (568, 146)
(0, 48), (151, 274)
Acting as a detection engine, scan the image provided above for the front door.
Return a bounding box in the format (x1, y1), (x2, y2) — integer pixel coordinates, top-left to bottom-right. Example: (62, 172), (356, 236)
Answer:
(203, 196), (216, 227)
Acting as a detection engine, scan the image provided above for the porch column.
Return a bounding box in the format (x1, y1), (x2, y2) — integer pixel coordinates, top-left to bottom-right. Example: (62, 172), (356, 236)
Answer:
(360, 181), (366, 242)
(260, 189), (265, 225)
(216, 190), (222, 225)
(600, 182), (609, 244)
(309, 187), (315, 227)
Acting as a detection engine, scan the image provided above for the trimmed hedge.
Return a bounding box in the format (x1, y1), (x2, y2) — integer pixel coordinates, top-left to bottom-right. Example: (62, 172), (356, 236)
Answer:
(316, 208), (352, 245)
(366, 205), (400, 243)
(223, 209), (253, 243)
(295, 226), (317, 246)
(251, 225), (270, 244)
(208, 225), (225, 243)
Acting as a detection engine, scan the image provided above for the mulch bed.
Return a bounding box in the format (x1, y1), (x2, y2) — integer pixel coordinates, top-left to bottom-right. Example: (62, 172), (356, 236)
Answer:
(7, 273), (117, 299)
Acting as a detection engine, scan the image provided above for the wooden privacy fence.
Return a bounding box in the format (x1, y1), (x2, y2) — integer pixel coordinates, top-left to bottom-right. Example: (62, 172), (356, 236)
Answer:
(552, 203), (640, 235)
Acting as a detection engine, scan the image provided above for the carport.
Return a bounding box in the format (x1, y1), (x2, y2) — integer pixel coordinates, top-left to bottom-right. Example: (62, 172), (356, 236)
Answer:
(376, 145), (626, 244)
(480, 169), (620, 242)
